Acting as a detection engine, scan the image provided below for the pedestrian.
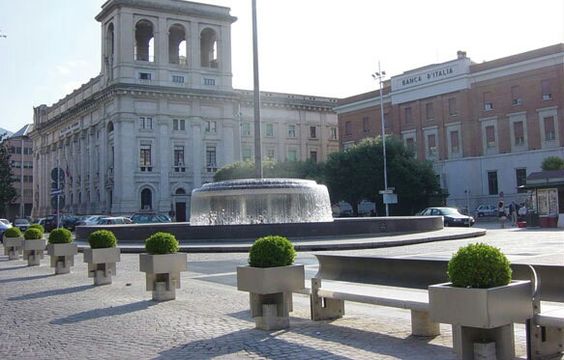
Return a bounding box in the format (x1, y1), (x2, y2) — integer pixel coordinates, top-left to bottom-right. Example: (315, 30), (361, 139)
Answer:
(511, 201), (518, 225)
(498, 199), (506, 228)
(508, 202), (515, 226)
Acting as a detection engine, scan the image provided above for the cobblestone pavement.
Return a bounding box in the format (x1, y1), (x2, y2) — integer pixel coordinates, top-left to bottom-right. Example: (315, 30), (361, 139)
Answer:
(1, 225), (561, 359)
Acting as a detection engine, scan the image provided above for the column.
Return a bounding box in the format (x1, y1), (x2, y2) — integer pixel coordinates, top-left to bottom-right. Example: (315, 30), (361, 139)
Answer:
(191, 118), (202, 188)
(158, 119), (170, 212)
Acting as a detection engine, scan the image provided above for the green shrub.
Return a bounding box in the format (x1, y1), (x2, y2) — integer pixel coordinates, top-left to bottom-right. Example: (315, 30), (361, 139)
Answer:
(48, 228), (73, 244)
(145, 232), (179, 254)
(4, 227), (22, 238)
(248, 235), (296, 268)
(447, 243), (511, 288)
(24, 228), (43, 240)
(28, 224), (45, 234)
(88, 230), (117, 249)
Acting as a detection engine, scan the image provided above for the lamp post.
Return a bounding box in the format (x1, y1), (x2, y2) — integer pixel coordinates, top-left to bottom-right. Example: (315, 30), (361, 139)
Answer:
(251, 0), (262, 178)
(372, 62), (389, 216)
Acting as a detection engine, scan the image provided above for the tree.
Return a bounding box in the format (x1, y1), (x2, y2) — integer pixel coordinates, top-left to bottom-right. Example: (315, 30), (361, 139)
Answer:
(0, 133), (17, 217)
(324, 136), (441, 216)
(541, 156), (564, 171)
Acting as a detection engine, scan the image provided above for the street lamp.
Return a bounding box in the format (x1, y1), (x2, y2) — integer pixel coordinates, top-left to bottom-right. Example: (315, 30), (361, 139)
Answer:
(372, 62), (389, 216)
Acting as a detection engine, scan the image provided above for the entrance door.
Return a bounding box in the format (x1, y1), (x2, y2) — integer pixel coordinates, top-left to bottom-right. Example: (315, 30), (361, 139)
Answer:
(175, 202), (186, 222)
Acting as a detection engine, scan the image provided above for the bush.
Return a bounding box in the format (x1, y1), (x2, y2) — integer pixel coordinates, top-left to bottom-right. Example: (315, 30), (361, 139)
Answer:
(4, 227), (22, 238)
(145, 232), (179, 254)
(447, 243), (511, 288)
(24, 228), (43, 240)
(88, 230), (117, 249)
(48, 228), (73, 244)
(248, 235), (296, 268)
(29, 224), (45, 234)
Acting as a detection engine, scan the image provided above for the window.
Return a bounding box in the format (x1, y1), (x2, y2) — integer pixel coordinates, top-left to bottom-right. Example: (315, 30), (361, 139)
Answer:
(404, 107), (412, 124)
(206, 145), (217, 172)
(174, 145), (185, 172)
(427, 134), (437, 156)
(487, 171), (498, 195)
(544, 116), (556, 141)
(345, 121), (352, 135)
(266, 149), (275, 161)
(139, 72), (152, 80)
(172, 75), (185, 83)
(310, 126), (317, 138)
(541, 80), (552, 100)
(139, 117), (152, 130)
(514, 121), (524, 145)
(173, 119), (185, 131)
(448, 97), (457, 115)
(139, 144), (152, 171)
(141, 188), (152, 210)
(486, 125), (496, 148)
(242, 147), (252, 161)
(516, 168), (527, 193)
(362, 117), (369, 132)
(205, 120), (217, 133)
(511, 85), (522, 105)
(288, 125), (296, 138)
(265, 123), (274, 137)
(309, 151), (318, 163)
(483, 92), (493, 111)
(135, 20), (154, 62)
(406, 138), (416, 154)
(168, 24), (186, 65)
(425, 103), (434, 120)
(287, 149), (297, 162)
(200, 28), (218, 68)
(330, 127), (337, 140)
(204, 78), (216, 86)
(450, 130), (460, 153)
(242, 122), (251, 136)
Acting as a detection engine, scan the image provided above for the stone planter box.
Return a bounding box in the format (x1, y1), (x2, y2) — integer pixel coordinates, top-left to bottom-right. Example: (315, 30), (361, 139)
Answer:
(47, 243), (78, 274)
(139, 253), (188, 301)
(429, 280), (533, 359)
(3, 236), (24, 260)
(83, 247), (121, 285)
(237, 264), (305, 330)
(23, 239), (46, 266)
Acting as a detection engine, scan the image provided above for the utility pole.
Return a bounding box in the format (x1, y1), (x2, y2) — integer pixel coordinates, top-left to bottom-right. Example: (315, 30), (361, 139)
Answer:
(251, 0), (262, 178)
(20, 137), (24, 218)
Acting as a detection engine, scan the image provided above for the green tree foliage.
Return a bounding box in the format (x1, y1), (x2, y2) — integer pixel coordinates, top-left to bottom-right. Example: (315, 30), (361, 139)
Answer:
(325, 136), (441, 215)
(214, 160), (324, 183)
(541, 156), (564, 171)
(0, 134), (17, 217)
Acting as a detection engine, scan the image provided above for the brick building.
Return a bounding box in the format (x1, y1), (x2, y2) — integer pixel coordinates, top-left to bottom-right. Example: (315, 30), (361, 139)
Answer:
(335, 44), (563, 211)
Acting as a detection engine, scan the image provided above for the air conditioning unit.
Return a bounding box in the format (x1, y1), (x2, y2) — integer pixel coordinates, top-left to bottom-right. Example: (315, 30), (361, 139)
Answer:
(512, 98), (522, 106)
(484, 103), (493, 111)
(543, 94), (552, 101)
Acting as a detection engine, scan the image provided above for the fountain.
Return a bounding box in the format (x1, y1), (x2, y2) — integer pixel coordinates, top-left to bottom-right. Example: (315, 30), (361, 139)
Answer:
(190, 178), (333, 225)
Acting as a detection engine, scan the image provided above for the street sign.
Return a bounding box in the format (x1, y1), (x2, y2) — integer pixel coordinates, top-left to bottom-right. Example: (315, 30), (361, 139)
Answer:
(383, 193), (398, 204)
(379, 189), (394, 195)
(51, 168), (64, 182)
(50, 189), (63, 196)
(50, 195), (65, 210)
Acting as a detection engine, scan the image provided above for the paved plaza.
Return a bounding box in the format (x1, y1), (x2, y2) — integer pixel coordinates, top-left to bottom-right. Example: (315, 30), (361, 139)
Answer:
(0, 223), (562, 359)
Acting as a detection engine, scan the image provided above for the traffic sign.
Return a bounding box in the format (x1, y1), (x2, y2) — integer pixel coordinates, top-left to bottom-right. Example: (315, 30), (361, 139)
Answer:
(50, 189), (63, 196)
(51, 195), (65, 210)
(51, 168), (65, 182)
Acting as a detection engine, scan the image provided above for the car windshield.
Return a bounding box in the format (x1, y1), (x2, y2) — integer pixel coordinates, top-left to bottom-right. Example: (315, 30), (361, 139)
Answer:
(440, 208), (461, 216)
(0, 219), (10, 225)
(14, 219), (30, 225)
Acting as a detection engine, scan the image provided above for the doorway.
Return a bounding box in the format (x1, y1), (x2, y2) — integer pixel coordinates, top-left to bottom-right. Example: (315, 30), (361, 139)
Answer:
(175, 202), (186, 222)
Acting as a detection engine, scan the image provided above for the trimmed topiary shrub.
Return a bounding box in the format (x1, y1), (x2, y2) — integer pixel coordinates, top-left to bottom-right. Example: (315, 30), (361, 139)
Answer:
(4, 227), (22, 238)
(145, 232), (179, 255)
(29, 224), (45, 234)
(248, 235), (296, 268)
(88, 230), (117, 249)
(24, 228), (43, 240)
(48, 228), (73, 244)
(447, 243), (511, 288)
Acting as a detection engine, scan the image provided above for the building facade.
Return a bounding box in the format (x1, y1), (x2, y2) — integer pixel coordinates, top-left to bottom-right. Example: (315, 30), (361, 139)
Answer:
(336, 44), (564, 211)
(5, 125), (34, 220)
(30, 0), (338, 220)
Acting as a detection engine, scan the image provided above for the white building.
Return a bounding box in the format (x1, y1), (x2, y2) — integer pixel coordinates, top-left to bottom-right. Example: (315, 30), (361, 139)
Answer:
(31, 0), (338, 221)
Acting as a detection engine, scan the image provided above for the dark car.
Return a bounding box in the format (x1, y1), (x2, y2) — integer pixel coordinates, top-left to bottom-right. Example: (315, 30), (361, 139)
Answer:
(13, 218), (30, 232)
(130, 213), (171, 224)
(61, 215), (82, 231)
(419, 207), (475, 227)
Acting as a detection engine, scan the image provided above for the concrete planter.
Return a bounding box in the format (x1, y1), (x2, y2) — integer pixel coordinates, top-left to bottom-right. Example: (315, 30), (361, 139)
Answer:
(237, 264), (305, 330)
(47, 243), (78, 274)
(83, 247), (121, 285)
(139, 253), (188, 301)
(429, 280), (533, 359)
(23, 239), (46, 266)
(3, 236), (24, 260)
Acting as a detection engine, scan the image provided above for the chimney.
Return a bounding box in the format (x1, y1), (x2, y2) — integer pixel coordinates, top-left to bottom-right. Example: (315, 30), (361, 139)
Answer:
(457, 50), (467, 59)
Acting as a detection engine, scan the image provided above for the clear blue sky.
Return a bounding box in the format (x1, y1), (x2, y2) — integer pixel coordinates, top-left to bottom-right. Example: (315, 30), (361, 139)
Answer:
(1, 0), (563, 133)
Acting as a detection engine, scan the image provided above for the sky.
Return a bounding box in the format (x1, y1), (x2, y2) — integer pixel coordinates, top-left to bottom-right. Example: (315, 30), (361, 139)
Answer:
(0, 0), (563, 133)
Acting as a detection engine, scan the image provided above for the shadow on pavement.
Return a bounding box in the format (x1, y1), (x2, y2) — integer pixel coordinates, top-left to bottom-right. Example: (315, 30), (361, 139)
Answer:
(0, 264), (29, 271)
(50, 300), (155, 325)
(0, 273), (54, 284)
(8, 284), (94, 301)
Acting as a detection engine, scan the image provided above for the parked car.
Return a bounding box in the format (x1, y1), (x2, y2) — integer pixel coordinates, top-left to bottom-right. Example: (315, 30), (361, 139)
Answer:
(60, 215), (82, 231)
(418, 207), (475, 227)
(96, 217), (133, 225)
(13, 218), (30, 232)
(130, 213), (171, 224)
(474, 204), (497, 217)
(0, 218), (11, 226)
(76, 215), (107, 226)
(0, 221), (13, 240)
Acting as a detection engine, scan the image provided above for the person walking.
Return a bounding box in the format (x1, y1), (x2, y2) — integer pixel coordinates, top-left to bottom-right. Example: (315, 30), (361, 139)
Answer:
(498, 199), (506, 228)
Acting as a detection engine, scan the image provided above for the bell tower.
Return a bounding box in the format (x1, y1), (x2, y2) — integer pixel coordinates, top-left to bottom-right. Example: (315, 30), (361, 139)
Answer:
(95, 0), (237, 90)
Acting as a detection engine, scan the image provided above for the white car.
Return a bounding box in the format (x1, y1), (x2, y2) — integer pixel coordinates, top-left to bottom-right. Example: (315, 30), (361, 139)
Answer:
(0, 219), (11, 226)
(475, 205), (497, 217)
